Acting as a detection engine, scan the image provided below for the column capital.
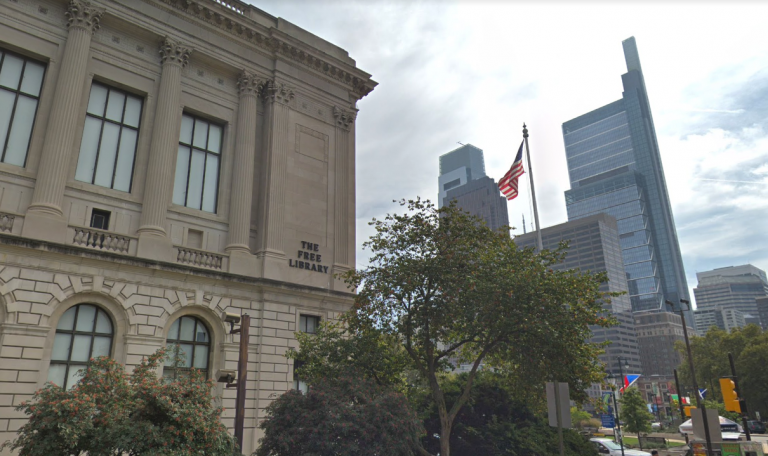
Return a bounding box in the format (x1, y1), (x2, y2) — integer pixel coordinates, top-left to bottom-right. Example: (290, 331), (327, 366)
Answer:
(65, 0), (104, 35)
(237, 71), (265, 98)
(332, 106), (356, 130)
(160, 37), (192, 68)
(261, 80), (294, 105)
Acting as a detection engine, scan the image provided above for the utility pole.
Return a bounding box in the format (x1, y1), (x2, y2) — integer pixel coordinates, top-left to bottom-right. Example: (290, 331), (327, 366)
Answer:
(668, 299), (713, 456)
(728, 352), (751, 441)
(674, 369), (690, 447)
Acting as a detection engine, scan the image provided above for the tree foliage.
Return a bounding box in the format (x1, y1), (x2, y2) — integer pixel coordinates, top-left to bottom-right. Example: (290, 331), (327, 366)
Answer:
(675, 324), (768, 419)
(1, 349), (237, 456)
(255, 373), (422, 456)
(620, 388), (653, 449)
(338, 199), (615, 456)
(288, 321), (412, 391)
(417, 372), (596, 456)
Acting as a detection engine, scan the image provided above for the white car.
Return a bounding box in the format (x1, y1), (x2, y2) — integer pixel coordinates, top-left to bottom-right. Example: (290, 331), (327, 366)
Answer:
(590, 438), (652, 456)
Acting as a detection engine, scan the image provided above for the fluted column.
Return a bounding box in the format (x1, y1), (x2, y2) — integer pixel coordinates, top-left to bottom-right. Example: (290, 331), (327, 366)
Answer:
(226, 72), (262, 276)
(331, 106), (356, 284)
(255, 80), (293, 262)
(23, 0), (103, 242)
(136, 37), (192, 261)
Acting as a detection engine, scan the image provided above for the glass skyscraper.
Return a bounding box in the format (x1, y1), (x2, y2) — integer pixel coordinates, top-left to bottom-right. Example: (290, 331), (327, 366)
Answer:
(438, 144), (509, 231)
(562, 37), (690, 318)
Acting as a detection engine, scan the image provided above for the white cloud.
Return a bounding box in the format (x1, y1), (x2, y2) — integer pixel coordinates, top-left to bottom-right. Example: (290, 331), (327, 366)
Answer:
(247, 0), (768, 284)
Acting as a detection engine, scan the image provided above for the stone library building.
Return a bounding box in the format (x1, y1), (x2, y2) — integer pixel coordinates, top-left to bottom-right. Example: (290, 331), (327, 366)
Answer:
(0, 0), (375, 452)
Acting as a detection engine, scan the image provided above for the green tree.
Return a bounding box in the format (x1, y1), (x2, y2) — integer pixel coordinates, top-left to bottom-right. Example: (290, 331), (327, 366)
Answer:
(255, 373), (422, 456)
(338, 199), (615, 456)
(417, 371), (596, 456)
(571, 407), (593, 429)
(1, 349), (237, 456)
(620, 388), (653, 450)
(289, 321), (412, 391)
(675, 324), (768, 419)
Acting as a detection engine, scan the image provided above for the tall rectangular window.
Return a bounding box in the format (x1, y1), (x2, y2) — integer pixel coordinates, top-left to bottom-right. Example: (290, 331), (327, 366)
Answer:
(173, 114), (222, 213)
(0, 49), (45, 167)
(75, 83), (142, 192)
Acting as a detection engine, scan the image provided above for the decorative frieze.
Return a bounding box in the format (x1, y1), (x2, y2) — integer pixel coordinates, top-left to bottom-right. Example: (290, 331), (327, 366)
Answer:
(154, 0), (376, 99)
(65, 0), (104, 34)
(159, 37), (192, 68)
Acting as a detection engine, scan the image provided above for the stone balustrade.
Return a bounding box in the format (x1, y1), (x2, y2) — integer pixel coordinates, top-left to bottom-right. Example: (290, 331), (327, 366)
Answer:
(175, 246), (225, 270)
(72, 227), (132, 254)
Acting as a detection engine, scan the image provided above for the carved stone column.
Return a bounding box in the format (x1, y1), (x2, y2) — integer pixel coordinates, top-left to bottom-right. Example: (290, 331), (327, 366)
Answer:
(226, 71), (262, 276)
(136, 37), (192, 262)
(331, 106), (356, 289)
(255, 80), (293, 278)
(23, 0), (104, 243)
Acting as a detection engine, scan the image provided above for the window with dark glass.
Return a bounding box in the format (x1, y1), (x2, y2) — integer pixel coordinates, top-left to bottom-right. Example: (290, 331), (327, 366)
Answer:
(299, 315), (320, 334)
(0, 49), (45, 167)
(75, 83), (142, 192)
(48, 304), (114, 390)
(90, 209), (111, 230)
(173, 114), (222, 213)
(293, 360), (308, 393)
(164, 316), (210, 379)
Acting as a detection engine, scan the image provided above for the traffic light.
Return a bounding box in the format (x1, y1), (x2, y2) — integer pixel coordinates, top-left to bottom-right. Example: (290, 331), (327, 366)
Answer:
(720, 377), (742, 413)
(684, 406), (696, 417)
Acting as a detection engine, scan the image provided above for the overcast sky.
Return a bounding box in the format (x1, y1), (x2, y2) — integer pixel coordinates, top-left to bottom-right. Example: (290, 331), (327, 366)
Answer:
(249, 0), (768, 304)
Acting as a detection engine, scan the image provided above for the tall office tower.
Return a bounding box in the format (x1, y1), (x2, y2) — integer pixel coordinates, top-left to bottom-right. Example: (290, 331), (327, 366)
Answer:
(693, 307), (746, 334)
(561, 37), (690, 320)
(515, 214), (642, 379)
(634, 312), (693, 376)
(693, 265), (768, 328)
(438, 144), (509, 231)
(756, 297), (768, 331)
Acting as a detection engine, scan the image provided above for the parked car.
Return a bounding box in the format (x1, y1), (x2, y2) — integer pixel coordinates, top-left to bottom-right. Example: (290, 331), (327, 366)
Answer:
(651, 421), (662, 430)
(747, 420), (766, 434)
(590, 438), (652, 456)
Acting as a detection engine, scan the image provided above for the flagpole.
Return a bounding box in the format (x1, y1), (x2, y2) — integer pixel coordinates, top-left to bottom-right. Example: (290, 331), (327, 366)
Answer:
(523, 124), (543, 252)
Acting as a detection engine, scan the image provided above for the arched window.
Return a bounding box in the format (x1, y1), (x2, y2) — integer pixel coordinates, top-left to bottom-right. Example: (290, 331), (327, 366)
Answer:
(48, 304), (114, 389)
(164, 315), (210, 379)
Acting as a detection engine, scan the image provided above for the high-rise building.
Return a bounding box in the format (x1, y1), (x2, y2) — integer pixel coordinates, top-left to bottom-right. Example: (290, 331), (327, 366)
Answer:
(693, 265), (768, 327)
(634, 312), (693, 376)
(438, 144), (509, 231)
(561, 37), (690, 320)
(694, 307), (747, 334)
(756, 297), (768, 331)
(0, 0), (375, 452)
(515, 214), (642, 378)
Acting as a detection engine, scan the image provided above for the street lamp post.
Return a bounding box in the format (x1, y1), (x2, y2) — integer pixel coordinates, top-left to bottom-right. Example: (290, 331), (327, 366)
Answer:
(667, 299), (713, 456)
(611, 356), (630, 456)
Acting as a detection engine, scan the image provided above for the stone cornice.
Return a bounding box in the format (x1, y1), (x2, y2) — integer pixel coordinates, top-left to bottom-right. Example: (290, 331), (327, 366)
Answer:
(152, 0), (377, 100)
(160, 37), (193, 68)
(262, 79), (294, 105)
(332, 106), (356, 130)
(66, 0), (104, 35)
(237, 70), (265, 97)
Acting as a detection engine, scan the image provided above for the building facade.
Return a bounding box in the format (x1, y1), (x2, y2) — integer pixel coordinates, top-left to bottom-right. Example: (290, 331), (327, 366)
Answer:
(0, 0), (376, 452)
(515, 214), (642, 378)
(438, 144), (509, 231)
(757, 297), (768, 331)
(693, 307), (747, 334)
(634, 312), (693, 377)
(693, 265), (768, 328)
(561, 37), (689, 320)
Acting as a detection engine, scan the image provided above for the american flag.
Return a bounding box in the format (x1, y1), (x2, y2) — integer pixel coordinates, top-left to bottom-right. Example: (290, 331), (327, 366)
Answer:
(498, 141), (525, 200)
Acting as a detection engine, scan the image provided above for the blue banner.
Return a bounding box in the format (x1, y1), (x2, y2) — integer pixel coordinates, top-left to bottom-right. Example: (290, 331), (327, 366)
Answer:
(601, 414), (615, 428)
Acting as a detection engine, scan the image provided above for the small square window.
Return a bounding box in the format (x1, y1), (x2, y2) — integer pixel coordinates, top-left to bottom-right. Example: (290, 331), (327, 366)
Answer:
(90, 209), (111, 230)
(299, 315), (320, 334)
